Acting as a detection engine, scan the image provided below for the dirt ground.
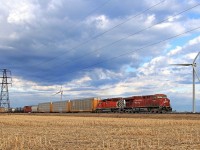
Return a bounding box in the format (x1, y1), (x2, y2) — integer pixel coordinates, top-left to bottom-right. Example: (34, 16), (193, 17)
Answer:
(0, 113), (200, 150)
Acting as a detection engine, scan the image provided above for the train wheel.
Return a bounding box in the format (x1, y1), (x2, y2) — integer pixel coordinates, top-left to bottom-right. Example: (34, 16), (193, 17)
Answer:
(126, 110), (131, 113)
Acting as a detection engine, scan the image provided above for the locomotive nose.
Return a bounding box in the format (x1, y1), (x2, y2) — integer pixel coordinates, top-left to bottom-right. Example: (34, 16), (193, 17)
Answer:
(162, 98), (170, 106)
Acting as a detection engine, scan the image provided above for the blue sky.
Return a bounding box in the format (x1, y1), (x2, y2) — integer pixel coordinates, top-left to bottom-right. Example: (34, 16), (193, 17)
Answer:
(1, 0), (200, 112)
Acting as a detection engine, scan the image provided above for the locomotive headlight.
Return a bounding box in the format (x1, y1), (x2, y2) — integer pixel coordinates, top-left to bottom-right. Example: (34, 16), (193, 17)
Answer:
(164, 99), (167, 103)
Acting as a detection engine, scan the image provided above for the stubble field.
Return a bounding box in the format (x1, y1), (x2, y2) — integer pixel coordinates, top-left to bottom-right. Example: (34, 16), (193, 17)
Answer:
(0, 113), (200, 150)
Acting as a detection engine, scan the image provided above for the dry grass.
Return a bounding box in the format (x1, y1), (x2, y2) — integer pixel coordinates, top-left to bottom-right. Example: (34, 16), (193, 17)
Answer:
(0, 113), (200, 150)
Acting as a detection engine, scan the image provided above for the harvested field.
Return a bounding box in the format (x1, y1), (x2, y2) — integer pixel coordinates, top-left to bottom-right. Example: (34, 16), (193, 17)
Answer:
(0, 114), (200, 149)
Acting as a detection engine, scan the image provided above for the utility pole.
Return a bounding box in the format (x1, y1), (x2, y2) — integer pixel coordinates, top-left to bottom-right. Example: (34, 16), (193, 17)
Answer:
(0, 69), (12, 109)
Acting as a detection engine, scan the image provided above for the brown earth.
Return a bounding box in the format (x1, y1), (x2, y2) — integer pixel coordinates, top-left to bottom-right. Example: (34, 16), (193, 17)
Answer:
(0, 113), (200, 149)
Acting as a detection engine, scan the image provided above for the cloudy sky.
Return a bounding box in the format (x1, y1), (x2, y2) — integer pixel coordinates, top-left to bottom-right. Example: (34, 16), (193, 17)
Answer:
(1, 0), (200, 112)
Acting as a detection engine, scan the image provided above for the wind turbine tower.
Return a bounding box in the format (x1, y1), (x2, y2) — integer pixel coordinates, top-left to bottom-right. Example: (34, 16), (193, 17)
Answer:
(172, 52), (200, 113)
(53, 86), (63, 113)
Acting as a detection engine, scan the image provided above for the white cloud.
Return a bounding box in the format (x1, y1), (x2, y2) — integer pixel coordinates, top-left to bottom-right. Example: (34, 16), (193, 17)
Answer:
(183, 52), (198, 60)
(90, 69), (123, 80)
(155, 22), (171, 29)
(69, 76), (91, 85)
(145, 14), (155, 25)
(167, 46), (182, 56)
(6, 0), (37, 24)
(0, 45), (14, 50)
(12, 77), (56, 92)
(155, 22), (185, 34)
(167, 15), (181, 22)
(138, 56), (168, 76)
(86, 15), (110, 29)
(47, 0), (63, 11)
(9, 32), (19, 40)
(188, 36), (200, 45)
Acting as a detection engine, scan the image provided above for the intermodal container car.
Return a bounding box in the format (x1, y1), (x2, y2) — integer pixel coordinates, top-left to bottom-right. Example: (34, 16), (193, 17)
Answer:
(38, 102), (52, 113)
(70, 97), (100, 112)
(31, 105), (38, 113)
(52, 101), (70, 113)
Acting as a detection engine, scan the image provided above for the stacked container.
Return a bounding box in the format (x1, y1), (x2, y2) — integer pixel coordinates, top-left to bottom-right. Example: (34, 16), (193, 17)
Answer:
(31, 105), (38, 113)
(52, 101), (69, 113)
(70, 97), (100, 112)
(38, 102), (52, 113)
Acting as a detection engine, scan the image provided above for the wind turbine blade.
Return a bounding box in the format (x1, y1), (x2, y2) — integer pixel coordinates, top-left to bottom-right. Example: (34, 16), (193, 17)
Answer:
(194, 67), (200, 82)
(52, 91), (61, 96)
(193, 52), (200, 63)
(56, 91), (61, 94)
(170, 64), (192, 66)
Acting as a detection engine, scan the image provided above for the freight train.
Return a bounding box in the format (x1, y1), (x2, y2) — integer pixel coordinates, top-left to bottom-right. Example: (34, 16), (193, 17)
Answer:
(21, 94), (172, 113)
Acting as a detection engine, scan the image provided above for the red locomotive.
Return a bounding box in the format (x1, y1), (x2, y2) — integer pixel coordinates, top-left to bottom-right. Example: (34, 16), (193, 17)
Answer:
(96, 94), (172, 113)
(23, 106), (32, 113)
(95, 97), (126, 113)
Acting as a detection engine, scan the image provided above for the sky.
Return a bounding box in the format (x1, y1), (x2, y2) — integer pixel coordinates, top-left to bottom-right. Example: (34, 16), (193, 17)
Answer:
(1, 0), (200, 112)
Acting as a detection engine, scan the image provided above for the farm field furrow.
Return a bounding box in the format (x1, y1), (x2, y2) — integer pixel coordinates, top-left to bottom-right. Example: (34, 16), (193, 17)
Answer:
(0, 114), (200, 150)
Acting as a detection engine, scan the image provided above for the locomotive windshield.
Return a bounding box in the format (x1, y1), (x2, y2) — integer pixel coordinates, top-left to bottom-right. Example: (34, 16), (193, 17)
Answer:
(157, 95), (167, 98)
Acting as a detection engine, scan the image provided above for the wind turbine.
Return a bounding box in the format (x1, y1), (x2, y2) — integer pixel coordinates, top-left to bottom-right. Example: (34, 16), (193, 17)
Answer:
(53, 86), (63, 112)
(53, 86), (63, 101)
(172, 52), (200, 113)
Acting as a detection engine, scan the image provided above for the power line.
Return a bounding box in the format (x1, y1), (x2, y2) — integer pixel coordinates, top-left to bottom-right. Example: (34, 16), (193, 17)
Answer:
(11, 4), (200, 85)
(7, 2), (200, 87)
(5, 0), (166, 82)
(34, 2), (200, 73)
(10, 25), (200, 96)
(48, 26), (200, 83)
(8, 0), (166, 78)
(6, 2), (200, 86)
(10, 91), (53, 94)
(32, 0), (165, 67)
(85, 0), (112, 16)
(1, 0), (112, 70)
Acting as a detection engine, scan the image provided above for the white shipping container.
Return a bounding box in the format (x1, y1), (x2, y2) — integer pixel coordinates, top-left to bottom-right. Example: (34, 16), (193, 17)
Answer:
(31, 105), (38, 112)
(38, 102), (52, 112)
(52, 101), (69, 113)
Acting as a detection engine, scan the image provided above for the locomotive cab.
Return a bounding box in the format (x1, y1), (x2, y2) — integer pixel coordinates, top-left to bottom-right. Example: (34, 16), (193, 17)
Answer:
(155, 94), (172, 112)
